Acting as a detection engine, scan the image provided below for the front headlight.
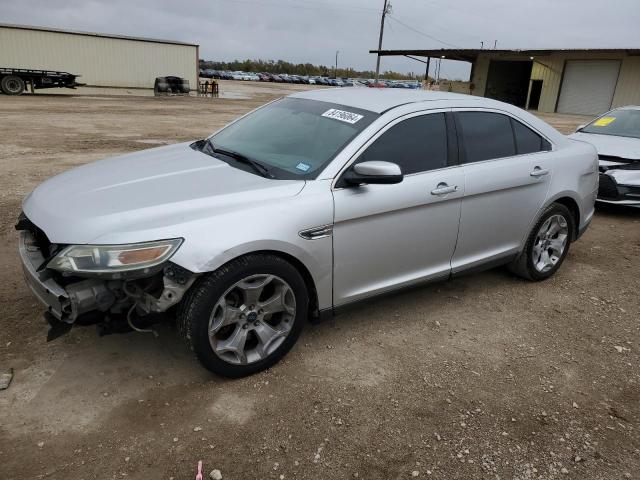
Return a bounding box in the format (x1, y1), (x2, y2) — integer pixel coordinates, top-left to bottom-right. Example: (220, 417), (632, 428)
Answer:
(48, 239), (183, 275)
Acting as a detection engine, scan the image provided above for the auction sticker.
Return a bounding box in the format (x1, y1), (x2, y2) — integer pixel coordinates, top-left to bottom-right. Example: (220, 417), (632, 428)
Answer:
(593, 116), (616, 127)
(322, 109), (364, 124)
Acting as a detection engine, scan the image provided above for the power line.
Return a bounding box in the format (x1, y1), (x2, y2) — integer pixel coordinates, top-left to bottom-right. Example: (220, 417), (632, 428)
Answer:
(386, 15), (461, 48)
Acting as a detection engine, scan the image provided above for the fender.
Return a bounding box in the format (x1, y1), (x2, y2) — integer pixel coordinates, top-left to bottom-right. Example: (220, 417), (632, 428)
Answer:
(176, 238), (333, 311)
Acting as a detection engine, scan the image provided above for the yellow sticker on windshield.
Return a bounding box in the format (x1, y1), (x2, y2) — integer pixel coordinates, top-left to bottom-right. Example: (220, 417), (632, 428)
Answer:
(593, 116), (616, 127)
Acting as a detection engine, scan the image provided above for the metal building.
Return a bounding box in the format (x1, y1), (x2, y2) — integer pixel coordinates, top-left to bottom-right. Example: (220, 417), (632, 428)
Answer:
(0, 23), (199, 90)
(371, 48), (640, 116)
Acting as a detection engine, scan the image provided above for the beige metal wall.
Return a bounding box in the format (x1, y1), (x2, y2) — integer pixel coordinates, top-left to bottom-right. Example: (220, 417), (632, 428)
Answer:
(529, 55), (565, 112)
(471, 51), (640, 113)
(0, 26), (197, 89)
(612, 56), (640, 107)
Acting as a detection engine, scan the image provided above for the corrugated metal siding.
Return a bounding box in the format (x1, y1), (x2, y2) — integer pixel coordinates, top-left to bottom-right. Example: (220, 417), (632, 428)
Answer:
(0, 27), (197, 88)
(612, 56), (640, 107)
(530, 55), (565, 113)
(470, 51), (640, 113)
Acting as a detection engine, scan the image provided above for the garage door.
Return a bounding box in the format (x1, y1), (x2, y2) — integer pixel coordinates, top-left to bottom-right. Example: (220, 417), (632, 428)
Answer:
(557, 60), (620, 115)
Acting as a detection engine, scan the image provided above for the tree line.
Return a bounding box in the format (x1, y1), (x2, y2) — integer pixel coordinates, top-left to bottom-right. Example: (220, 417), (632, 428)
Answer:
(199, 58), (425, 80)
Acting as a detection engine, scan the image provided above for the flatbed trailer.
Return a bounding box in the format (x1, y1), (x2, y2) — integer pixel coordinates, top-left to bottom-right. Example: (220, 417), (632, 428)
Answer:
(0, 68), (83, 95)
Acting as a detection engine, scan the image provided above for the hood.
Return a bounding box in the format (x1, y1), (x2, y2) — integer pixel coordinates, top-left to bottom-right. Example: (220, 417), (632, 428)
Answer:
(569, 132), (640, 161)
(23, 142), (305, 244)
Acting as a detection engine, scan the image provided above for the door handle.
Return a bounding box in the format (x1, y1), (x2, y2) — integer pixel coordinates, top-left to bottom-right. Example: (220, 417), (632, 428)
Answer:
(530, 167), (550, 177)
(431, 183), (458, 196)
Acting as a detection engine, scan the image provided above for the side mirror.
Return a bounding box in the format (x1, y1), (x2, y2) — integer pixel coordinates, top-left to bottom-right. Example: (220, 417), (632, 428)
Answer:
(342, 161), (403, 186)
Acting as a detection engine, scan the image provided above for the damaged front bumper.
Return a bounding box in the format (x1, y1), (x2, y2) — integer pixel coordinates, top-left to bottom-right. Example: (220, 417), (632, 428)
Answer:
(598, 160), (640, 207)
(18, 227), (197, 337)
(19, 230), (72, 321)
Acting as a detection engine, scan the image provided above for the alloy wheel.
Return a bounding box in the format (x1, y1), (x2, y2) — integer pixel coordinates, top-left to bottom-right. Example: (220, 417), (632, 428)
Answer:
(208, 274), (296, 365)
(532, 214), (569, 273)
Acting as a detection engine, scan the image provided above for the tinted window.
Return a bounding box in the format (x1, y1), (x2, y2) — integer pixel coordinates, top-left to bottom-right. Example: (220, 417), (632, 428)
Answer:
(511, 119), (551, 154)
(358, 113), (448, 175)
(458, 112), (515, 163)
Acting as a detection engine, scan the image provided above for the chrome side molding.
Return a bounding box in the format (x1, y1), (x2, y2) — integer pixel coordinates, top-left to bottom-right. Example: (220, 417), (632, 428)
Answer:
(299, 224), (333, 240)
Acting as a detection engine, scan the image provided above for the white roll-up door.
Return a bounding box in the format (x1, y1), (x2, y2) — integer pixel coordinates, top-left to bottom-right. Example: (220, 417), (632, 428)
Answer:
(557, 60), (620, 115)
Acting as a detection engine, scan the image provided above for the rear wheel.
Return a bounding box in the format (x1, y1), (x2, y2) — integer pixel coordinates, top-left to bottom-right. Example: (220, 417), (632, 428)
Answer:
(1, 75), (25, 95)
(178, 253), (308, 378)
(509, 203), (573, 281)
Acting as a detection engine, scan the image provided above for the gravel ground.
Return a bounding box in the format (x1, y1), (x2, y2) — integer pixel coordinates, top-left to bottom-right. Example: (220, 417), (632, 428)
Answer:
(0, 81), (638, 480)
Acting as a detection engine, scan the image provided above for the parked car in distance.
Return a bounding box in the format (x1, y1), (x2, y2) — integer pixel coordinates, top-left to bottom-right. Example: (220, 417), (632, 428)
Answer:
(18, 89), (597, 377)
(569, 106), (640, 208)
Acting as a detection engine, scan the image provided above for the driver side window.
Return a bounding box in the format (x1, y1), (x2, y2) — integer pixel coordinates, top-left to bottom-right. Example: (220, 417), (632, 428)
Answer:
(357, 113), (448, 175)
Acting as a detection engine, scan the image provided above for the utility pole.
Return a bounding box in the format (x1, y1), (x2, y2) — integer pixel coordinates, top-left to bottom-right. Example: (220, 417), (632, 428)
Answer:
(335, 50), (339, 78)
(374, 0), (391, 82)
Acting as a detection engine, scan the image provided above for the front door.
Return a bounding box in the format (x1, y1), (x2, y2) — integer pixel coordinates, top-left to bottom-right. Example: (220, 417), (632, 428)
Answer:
(332, 111), (464, 306)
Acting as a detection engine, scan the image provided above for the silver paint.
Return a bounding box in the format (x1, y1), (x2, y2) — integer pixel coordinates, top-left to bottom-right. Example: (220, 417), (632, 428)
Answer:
(21, 89), (598, 315)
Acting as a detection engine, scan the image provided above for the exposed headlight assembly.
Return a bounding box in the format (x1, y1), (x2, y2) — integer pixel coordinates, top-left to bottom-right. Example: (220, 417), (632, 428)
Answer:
(48, 239), (183, 276)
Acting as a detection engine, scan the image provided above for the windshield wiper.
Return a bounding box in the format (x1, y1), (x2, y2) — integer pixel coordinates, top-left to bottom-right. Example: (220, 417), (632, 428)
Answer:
(203, 138), (274, 179)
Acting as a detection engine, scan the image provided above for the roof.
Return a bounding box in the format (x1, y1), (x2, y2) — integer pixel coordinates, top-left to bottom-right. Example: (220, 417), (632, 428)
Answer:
(0, 23), (198, 47)
(370, 48), (640, 63)
(290, 88), (475, 114)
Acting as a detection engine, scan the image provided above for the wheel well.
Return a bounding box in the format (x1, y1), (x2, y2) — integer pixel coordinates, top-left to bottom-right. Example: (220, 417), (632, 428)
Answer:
(553, 197), (580, 239)
(240, 250), (320, 320)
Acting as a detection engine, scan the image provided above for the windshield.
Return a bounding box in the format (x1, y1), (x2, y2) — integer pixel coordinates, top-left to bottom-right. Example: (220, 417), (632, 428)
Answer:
(580, 109), (640, 139)
(209, 97), (378, 179)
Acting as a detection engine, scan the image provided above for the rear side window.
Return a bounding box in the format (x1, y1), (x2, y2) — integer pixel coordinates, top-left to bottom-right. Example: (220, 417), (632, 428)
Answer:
(511, 119), (551, 154)
(457, 112), (515, 163)
(358, 113), (448, 175)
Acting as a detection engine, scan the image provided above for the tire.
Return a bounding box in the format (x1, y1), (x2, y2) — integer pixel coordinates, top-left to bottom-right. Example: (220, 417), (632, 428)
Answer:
(177, 253), (309, 378)
(1, 75), (26, 95)
(509, 203), (574, 281)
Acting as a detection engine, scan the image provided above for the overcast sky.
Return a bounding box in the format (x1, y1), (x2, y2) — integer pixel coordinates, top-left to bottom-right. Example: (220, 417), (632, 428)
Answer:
(2, 0), (639, 79)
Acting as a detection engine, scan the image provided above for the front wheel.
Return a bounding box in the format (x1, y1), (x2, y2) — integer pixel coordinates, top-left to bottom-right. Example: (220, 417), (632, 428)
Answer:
(178, 254), (308, 378)
(509, 203), (574, 281)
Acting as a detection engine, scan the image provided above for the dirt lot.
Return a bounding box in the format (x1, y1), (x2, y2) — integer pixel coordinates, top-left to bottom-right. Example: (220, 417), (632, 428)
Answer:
(1, 81), (639, 480)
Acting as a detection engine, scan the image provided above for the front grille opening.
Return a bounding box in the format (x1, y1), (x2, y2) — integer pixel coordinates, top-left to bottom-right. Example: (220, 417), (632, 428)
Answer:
(598, 174), (619, 200)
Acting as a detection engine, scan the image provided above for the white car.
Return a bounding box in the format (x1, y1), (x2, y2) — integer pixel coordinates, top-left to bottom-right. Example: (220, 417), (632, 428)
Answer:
(18, 89), (597, 377)
(569, 106), (640, 207)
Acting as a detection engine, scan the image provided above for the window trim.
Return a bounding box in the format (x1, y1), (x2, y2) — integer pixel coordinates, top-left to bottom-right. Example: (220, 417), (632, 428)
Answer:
(452, 108), (555, 166)
(332, 109), (459, 190)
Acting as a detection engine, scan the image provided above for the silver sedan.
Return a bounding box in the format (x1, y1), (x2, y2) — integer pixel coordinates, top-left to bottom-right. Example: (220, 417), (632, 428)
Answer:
(18, 89), (598, 377)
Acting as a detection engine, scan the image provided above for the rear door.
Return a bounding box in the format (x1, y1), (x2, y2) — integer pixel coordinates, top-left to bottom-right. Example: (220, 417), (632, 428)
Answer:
(451, 110), (554, 272)
(332, 111), (464, 306)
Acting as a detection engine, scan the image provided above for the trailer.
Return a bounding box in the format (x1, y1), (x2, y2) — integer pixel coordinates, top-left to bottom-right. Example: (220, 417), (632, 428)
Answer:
(0, 68), (83, 95)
